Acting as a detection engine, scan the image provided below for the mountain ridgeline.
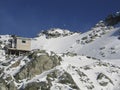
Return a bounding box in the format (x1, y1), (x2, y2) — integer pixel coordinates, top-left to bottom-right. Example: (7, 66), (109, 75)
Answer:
(105, 11), (120, 26)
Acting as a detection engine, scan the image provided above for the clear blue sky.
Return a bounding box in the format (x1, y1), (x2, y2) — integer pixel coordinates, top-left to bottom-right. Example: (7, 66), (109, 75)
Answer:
(0, 0), (120, 37)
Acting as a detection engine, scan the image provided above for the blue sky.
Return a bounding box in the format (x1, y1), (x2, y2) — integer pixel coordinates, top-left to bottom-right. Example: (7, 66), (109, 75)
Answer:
(0, 0), (120, 37)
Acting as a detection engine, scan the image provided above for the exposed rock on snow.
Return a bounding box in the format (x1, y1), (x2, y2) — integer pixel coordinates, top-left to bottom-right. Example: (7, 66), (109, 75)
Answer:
(37, 28), (77, 38)
(0, 77), (17, 90)
(14, 50), (62, 81)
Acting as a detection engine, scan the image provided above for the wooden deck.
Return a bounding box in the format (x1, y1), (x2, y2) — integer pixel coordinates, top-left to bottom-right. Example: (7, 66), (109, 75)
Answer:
(7, 48), (30, 56)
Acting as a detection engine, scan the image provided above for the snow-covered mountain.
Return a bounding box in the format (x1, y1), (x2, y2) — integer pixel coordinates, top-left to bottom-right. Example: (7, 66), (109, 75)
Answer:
(31, 21), (120, 60)
(0, 12), (120, 90)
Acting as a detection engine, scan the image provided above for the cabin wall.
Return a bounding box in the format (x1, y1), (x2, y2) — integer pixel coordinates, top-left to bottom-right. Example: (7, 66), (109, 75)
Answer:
(16, 38), (31, 51)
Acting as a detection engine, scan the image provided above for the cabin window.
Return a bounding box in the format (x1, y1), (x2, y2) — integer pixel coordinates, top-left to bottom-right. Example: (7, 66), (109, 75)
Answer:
(22, 40), (26, 43)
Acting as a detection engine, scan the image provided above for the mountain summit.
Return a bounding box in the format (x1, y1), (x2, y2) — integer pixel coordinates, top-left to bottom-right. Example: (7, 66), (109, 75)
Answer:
(37, 28), (78, 38)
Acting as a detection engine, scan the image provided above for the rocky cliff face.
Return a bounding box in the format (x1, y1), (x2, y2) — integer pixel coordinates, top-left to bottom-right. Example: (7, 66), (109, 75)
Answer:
(0, 78), (17, 90)
(14, 50), (62, 81)
(0, 50), (62, 90)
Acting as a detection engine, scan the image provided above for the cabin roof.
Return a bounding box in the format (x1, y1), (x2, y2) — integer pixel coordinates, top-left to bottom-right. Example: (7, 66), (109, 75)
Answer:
(16, 37), (32, 40)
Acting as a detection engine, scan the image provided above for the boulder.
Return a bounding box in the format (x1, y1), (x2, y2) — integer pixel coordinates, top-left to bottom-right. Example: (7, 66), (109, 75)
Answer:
(24, 81), (51, 90)
(14, 50), (61, 81)
(0, 78), (8, 90)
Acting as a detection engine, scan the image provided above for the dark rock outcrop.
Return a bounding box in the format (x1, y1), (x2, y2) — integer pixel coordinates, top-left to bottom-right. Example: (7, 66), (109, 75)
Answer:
(0, 78), (8, 90)
(105, 12), (120, 26)
(24, 81), (51, 90)
(0, 78), (17, 90)
(97, 73), (113, 86)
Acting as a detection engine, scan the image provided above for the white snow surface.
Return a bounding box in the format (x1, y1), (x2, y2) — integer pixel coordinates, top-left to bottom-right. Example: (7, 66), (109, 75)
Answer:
(58, 55), (120, 90)
(31, 27), (120, 59)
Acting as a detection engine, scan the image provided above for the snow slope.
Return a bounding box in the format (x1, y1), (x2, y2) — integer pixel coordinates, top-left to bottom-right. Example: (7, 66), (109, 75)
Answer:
(77, 27), (120, 59)
(31, 22), (120, 60)
(58, 55), (120, 90)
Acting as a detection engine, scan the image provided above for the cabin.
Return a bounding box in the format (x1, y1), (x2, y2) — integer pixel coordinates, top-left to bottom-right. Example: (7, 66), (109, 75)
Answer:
(7, 36), (32, 55)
